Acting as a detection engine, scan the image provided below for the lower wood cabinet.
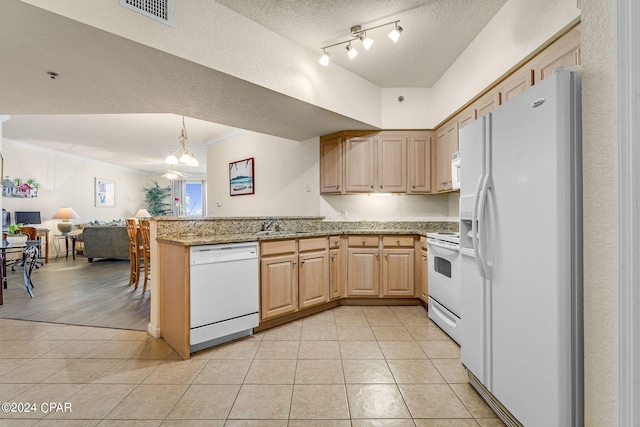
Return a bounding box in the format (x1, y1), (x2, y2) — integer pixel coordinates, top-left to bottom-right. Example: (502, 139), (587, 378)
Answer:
(329, 235), (344, 300)
(382, 248), (415, 297)
(419, 249), (428, 303)
(347, 248), (380, 296)
(260, 237), (329, 321)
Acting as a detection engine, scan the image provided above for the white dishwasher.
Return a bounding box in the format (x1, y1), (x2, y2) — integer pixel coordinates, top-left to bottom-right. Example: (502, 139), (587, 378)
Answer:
(189, 242), (259, 352)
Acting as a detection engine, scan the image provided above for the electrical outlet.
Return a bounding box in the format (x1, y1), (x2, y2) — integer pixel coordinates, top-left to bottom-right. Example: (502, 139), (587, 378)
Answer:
(216, 202), (221, 207)
(306, 182), (311, 192)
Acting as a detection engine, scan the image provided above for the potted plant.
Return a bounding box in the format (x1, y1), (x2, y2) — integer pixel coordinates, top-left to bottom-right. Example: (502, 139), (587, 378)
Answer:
(6, 223), (27, 245)
(142, 180), (172, 216)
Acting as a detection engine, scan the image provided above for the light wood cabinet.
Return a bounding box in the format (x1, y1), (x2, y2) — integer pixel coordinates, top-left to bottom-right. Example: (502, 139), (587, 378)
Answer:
(298, 237), (329, 310)
(382, 236), (415, 297)
(474, 89), (501, 119)
(418, 249), (428, 303)
(345, 136), (376, 192)
(457, 106), (476, 129)
(408, 132), (434, 194)
(498, 66), (533, 104)
(328, 236), (344, 300)
(319, 135), (343, 194)
(377, 133), (408, 192)
(260, 238), (329, 320)
(347, 235), (380, 297)
(435, 120), (459, 193)
(533, 24), (581, 83)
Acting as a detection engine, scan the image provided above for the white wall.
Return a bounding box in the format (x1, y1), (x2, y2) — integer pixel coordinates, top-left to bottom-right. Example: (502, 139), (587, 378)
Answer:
(2, 138), (151, 234)
(207, 131), (453, 220)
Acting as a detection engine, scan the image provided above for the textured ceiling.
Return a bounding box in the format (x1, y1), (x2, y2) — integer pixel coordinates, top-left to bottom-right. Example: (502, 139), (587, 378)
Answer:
(216, 0), (507, 87)
(1, 0), (507, 174)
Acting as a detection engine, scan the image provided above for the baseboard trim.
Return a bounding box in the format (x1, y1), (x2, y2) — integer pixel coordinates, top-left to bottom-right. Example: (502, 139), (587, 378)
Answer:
(147, 323), (161, 338)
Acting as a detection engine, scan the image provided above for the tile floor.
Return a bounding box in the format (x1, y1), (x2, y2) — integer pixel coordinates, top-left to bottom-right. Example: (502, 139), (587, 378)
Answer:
(0, 305), (504, 426)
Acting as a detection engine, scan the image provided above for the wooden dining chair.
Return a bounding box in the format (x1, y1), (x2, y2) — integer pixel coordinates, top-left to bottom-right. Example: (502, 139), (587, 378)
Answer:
(8, 226), (44, 270)
(125, 219), (141, 288)
(138, 219), (151, 292)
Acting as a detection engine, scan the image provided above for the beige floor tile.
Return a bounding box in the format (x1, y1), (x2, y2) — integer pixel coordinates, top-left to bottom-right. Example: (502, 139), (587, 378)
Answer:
(244, 359), (296, 384)
(351, 420), (417, 427)
(132, 338), (176, 360)
(378, 341), (428, 359)
(223, 421), (287, 427)
(167, 384), (240, 419)
(254, 341), (299, 359)
(302, 311), (336, 326)
(0, 358), (30, 376)
(431, 359), (468, 384)
(10, 341), (69, 359)
(449, 384), (498, 419)
(192, 359), (251, 384)
(74, 328), (123, 341)
(97, 421), (162, 426)
(39, 420), (102, 426)
(475, 419), (506, 427)
(387, 359), (446, 384)
(106, 384), (188, 419)
(227, 384), (293, 419)
(39, 340), (104, 359)
(333, 306), (365, 315)
(0, 382), (34, 401)
(335, 315), (371, 328)
(371, 326), (414, 341)
(336, 326), (376, 341)
(288, 421), (351, 427)
(5, 383), (83, 420)
(346, 384), (411, 419)
(0, 359), (68, 383)
(339, 341), (384, 359)
(364, 316), (404, 327)
(260, 325), (302, 341)
(301, 324), (338, 341)
(295, 359), (344, 384)
(210, 340), (260, 360)
(417, 340), (460, 359)
(289, 384), (349, 419)
(114, 330), (150, 341)
(42, 359), (118, 383)
(298, 341), (341, 359)
(91, 360), (162, 384)
(142, 359), (206, 385)
(82, 340), (147, 359)
(414, 420), (480, 427)
(342, 359), (395, 384)
(398, 384), (472, 419)
(161, 420), (225, 427)
(188, 346), (217, 360)
(45, 384), (135, 420)
(405, 326), (450, 341)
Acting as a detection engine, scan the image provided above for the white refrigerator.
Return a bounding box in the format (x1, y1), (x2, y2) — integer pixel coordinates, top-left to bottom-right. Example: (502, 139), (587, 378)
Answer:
(458, 68), (583, 427)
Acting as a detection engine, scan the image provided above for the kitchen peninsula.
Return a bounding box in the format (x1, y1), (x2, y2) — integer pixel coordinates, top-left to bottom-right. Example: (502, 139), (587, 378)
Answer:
(153, 217), (457, 359)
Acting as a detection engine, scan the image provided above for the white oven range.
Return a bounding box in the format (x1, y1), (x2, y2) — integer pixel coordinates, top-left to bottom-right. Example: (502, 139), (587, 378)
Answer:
(427, 231), (461, 344)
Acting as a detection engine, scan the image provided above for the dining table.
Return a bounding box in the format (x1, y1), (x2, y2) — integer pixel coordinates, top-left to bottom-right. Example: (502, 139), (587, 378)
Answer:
(0, 240), (41, 304)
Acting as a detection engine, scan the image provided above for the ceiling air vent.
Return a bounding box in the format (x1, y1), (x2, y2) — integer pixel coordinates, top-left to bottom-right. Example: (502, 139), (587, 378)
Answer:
(120, 0), (174, 26)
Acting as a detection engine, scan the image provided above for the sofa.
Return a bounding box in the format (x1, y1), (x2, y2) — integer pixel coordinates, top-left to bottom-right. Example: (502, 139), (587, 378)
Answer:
(77, 225), (129, 262)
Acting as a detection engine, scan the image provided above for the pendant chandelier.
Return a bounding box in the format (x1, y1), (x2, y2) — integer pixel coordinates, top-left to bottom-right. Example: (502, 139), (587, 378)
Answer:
(164, 116), (199, 167)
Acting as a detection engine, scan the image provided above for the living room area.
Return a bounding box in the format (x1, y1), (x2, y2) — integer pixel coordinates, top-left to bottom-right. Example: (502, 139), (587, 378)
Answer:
(0, 133), (166, 331)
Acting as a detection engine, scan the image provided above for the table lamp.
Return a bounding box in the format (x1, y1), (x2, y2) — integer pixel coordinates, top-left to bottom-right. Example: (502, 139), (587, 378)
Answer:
(134, 209), (151, 219)
(52, 207), (80, 235)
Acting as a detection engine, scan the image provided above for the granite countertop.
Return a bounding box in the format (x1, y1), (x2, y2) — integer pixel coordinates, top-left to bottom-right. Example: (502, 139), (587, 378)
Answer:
(157, 228), (430, 246)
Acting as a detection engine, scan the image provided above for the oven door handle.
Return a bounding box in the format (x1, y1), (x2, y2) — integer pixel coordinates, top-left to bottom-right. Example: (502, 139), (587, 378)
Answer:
(427, 240), (459, 251)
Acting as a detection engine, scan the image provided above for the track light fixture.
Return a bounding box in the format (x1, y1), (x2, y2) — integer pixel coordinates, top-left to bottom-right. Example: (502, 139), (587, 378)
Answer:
(319, 20), (402, 66)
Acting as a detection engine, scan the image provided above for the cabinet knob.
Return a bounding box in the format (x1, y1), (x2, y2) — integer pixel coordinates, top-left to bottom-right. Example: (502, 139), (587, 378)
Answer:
(371, 185), (374, 189)
(331, 255), (336, 260)
(293, 261), (297, 265)
(379, 185), (383, 189)
(362, 239), (366, 245)
(336, 185), (340, 189)
(396, 239), (400, 244)
(301, 260), (305, 265)
(384, 254), (388, 257)
(412, 185), (416, 188)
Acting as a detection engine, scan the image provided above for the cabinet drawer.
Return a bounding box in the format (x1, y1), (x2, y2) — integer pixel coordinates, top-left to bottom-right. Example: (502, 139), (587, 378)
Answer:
(298, 237), (327, 252)
(382, 235), (415, 247)
(347, 235), (379, 247)
(329, 236), (341, 249)
(260, 239), (296, 256)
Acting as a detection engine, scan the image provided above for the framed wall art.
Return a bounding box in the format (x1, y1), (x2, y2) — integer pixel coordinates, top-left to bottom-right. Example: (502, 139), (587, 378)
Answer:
(229, 157), (254, 196)
(95, 177), (115, 207)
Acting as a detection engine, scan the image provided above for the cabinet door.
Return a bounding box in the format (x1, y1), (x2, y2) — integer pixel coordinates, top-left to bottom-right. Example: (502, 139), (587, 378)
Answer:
(299, 250), (329, 309)
(382, 248), (415, 297)
(419, 250), (428, 303)
(260, 254), (298, 320)
(345, 136), (376, 192)
(347, 248), (380, 296)
(408, 132), (433, 194)
(329, 247), (343, 300)
(498, 66), (533, 104)
(377, 134), (407, 192)
(435, 120), (458, 192)
(457, 106), (476, 129)
(475, 89), (501, 119)
(533, 24), (581, 83)
(320, 135), (343, 194)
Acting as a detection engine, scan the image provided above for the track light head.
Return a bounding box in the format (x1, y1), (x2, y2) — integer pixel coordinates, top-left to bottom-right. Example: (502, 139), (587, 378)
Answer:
(388, 23), (403, 43)
(319, 49), (330, 66)
(346, 43), (358, 59)
(359, 33), (374, 50)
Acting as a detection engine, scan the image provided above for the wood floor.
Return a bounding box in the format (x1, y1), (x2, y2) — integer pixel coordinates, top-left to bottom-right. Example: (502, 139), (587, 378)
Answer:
(0, 254), (150, 331)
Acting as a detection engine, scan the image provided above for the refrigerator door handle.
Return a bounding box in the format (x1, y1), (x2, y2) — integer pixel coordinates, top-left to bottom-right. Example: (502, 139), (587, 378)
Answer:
(472, 174), (486, 278)
(477, 174), (493, 280)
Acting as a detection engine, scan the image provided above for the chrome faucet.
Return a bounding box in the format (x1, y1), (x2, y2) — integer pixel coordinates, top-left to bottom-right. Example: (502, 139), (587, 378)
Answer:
(262, 218), (281, 231)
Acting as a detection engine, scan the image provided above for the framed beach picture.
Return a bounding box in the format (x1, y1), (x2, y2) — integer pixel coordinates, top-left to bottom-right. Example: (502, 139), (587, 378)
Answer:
(229, 158), (254, 196)
(95, 177), (115, 207)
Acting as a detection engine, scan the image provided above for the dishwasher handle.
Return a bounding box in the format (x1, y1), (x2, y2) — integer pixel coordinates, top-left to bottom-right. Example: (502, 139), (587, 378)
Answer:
(190, 242), (258, 265)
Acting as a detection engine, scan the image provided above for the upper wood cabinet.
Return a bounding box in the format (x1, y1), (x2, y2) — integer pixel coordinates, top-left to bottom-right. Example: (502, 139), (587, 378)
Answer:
(345, 135), (377, 192)
(435, 120), (459, 193)
(474, 89), (501, 119)
(408, 132), (434, 194)
(498, 66), (534, 104)
(377, 133), (408, 193)
(533, 24), (581, 83)
(319, 135), (343, 194)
